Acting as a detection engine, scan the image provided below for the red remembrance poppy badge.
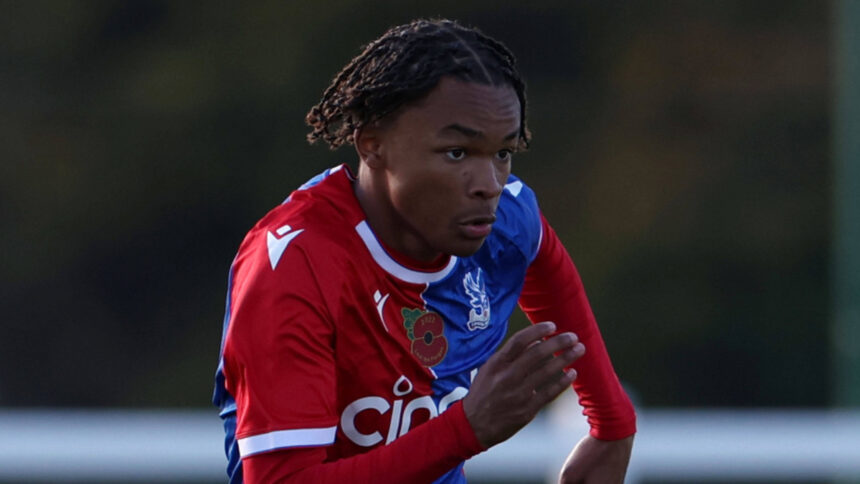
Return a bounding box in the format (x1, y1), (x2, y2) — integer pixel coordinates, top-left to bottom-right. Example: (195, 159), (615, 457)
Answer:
(402, 308), (448, 367)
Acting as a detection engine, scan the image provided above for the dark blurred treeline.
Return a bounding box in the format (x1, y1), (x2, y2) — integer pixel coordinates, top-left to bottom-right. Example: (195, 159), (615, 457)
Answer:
(0, 1), (830, 407)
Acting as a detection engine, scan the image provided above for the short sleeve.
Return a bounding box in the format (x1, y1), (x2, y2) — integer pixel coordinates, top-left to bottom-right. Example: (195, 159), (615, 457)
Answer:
(222, 226), (338, 458)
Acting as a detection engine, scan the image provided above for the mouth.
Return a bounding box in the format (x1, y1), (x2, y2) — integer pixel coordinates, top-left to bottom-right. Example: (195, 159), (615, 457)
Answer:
(458, 215), (496, 239)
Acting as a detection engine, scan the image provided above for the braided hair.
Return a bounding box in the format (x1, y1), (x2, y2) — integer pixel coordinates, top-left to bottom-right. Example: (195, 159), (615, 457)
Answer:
(306, 18), (531, 149)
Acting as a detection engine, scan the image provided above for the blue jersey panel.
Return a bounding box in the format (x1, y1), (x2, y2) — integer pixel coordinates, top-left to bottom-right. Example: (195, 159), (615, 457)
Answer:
(433, 464), (468, 483)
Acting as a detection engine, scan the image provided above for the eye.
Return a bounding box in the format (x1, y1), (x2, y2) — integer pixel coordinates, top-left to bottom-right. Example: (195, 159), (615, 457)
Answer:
(446, 149), (466, 161)
(496, 149), (513, 162)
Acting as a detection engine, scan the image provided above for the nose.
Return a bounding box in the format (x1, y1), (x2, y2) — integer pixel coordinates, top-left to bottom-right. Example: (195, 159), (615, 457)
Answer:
(468, 159), (505, 200)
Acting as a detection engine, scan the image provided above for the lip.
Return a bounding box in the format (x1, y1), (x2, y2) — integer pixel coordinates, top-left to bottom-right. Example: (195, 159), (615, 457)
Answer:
(458, 215), (496, 239)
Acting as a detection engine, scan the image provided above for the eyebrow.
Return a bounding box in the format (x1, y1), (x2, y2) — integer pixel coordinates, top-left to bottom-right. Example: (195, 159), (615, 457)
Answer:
(439, 123), (520, 141)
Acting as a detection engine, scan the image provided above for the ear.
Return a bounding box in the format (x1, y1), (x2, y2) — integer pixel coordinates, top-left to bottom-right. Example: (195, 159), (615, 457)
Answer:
(353, 127), (385, 169)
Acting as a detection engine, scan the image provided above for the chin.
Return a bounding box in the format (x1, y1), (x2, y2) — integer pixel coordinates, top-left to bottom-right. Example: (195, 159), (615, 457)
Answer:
(447, 239), (487, 258)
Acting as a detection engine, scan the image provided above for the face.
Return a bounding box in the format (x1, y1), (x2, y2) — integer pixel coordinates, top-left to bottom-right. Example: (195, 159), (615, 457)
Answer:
(356, 77), (521, 262)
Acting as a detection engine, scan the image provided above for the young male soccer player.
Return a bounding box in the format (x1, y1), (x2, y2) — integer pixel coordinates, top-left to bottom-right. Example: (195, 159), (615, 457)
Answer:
(214, 18), (636, 483)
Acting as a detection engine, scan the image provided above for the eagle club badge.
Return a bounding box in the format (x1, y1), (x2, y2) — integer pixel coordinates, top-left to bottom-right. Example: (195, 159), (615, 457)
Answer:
(402, 308), (448, 367)
(464, 268), (490, 331)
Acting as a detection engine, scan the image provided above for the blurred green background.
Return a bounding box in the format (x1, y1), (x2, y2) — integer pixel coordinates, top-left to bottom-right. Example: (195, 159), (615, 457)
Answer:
(0, 0), (834, 409)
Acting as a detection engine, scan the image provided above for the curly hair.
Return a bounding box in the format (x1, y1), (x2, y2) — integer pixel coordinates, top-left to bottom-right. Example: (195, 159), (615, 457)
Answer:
(305, 18), (531, 149)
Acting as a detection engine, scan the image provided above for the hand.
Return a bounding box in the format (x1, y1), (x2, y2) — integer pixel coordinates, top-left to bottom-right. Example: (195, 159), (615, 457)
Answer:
(462, 321), (586, 448)
(558, 434), (634, 484)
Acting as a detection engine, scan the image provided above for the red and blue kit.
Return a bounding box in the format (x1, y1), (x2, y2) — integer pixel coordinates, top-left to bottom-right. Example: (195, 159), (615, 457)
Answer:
(213, 165), (636, 483)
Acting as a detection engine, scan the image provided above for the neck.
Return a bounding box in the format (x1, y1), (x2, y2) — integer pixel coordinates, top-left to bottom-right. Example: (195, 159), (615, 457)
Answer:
(353, 162), (443, 264)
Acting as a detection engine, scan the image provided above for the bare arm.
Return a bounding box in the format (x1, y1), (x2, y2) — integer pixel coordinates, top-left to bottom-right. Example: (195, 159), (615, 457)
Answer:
(559, 435), (634, 484)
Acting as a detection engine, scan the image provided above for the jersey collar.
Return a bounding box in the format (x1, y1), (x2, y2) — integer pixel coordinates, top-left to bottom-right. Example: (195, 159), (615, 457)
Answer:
(354, 220), (458, 284)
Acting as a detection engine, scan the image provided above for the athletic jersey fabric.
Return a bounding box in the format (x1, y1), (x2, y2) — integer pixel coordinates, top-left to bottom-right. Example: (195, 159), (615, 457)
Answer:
(213, 164), (636, 483)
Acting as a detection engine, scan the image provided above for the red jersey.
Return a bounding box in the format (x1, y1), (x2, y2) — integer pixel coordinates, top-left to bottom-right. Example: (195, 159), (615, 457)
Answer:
(213, 165), (636, 483)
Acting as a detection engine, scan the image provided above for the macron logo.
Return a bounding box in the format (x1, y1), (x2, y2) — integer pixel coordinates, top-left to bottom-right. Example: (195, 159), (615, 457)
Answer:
(267, 224), (304, 270)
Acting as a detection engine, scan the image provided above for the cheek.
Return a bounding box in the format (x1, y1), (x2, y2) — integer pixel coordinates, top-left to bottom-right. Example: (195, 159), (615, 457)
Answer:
(392, 175), (458, 227)
(395, 185), (443, 225)
(492, 162), (512, 186)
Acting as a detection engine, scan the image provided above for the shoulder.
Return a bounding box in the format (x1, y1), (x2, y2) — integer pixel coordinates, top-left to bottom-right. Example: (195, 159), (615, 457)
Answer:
(491, 174), (543, 261)
(233, 166), (360, 291)
(225, 169), (362, 350)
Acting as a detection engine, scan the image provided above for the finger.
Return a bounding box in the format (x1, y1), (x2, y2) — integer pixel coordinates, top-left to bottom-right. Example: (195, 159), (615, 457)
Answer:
(497, 321), (557, 362)
(515, 332), (581, 376)
(524, 321), (558, 350)
(526, 343), (585, 388)
(532, 368), (578, 409)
